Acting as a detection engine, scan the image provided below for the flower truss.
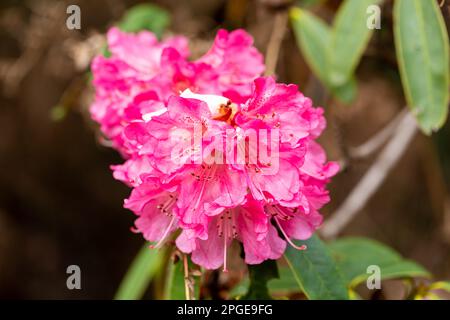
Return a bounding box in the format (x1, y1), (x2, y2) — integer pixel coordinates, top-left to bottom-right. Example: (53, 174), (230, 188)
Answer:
(90, 27), (338, 271)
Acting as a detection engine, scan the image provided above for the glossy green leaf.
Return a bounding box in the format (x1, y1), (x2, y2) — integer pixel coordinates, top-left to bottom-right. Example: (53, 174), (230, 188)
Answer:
(118, 4), (170, 38)
(329, 237), (431, 287)
(329, 0), (383, 86)
(114, 244), (164, 300)
(290, 7), (357, 103)
(283, 234), (349, 300)
(268, 266), (304, 294)
(394, 0), (450, 134)
(243, 260), (279, 300)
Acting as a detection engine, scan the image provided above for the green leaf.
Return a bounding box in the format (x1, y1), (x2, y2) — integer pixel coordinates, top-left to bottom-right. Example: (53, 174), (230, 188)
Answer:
(243, 260), (279, 300)
(164, 258), (186, 300)
(114, 244), (164, 300)
(348, 288), (362, 300)
(283, 234), (349, 300)
(332, 77), (357, 104)
(268, 266), (304, 294)
(429, 281), (450, 293)
(229, 278), (249, 299)
(297, 0), (322, 9)
(394, 0), (450, 134)
(231, 265), (304, 298)
(329, 0), (384, 86)
(290, 7), (357, 103)
(380, 261), (431, 280)
(290, 8), (330, 82)
(329, 237), (431, 287)
(164, 256), (200, 300)
(118, 4), (170, 37)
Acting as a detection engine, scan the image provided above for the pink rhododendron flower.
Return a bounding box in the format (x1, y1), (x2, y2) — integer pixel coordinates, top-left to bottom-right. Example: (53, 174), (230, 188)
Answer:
(91, 27), (188, 155)
(90, 28), (337, 271)
(117, 77), (337, 271)
(90, 28), (264, 156)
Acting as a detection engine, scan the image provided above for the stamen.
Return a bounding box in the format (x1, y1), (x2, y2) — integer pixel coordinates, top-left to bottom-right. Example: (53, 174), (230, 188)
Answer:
(223, 229), (228, 273)
(130, 226), (139, 233)
(268, 205), (294, 221)
(274, 217), (307, 251)
(149, 215), (176, 249)
(188, 165), (217, 214)
(157, 194), (177, 216)
(216, 210), (238, 272)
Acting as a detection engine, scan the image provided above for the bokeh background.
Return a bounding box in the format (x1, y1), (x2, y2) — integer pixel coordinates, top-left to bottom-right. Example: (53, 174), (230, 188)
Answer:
(0, 0), (449, 299)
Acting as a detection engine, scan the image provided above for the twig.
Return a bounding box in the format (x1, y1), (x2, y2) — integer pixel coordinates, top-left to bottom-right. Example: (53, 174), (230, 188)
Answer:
(264, 10), (288, 76)
(183, 254), (192, 300)
(349, 109), (408, 159)
(321, 110), (418, 239)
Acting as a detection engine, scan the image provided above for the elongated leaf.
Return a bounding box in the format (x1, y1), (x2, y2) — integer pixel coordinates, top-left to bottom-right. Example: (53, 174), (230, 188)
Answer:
(329, 237), (431, 287)
(283, 234), (349, 300)
(243, 260), (279, 300)
(429, 281), (450, 293)
(394, 0), (450, 134)
(268, 266), (304, 294)
(290, 8), (357, 103)
(164, 256), (200, 300)
(291, 8), (330, 82)
(231, 265), (306, 298)
(164, 259), (186, 300)
(329, 0), (384, 86)
(118, 4), (170, 38)
(114, 244), (164, 300)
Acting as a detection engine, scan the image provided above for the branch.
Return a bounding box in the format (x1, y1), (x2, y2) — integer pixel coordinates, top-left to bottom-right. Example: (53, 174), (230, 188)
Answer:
(321, 110), (418, 239)
(348, 109), (408, 159)
(264, 10), (288, 76)
(183, 254), (192, 300)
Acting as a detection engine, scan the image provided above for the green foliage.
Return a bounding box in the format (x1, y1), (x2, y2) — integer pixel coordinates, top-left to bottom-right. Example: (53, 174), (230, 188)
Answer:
(291, 0), (450, 133)
(328, 0), (384, 86)
(243, 260), (279, 300)
(114, 244), (164, 300)
(414, 281), (450, 300)
(394, 0), (450, 134)
(297, 0), (322, 9)
(118, 3), (170, 38)
(268, 265), (304, 295)
(230, 265), (310, 298)
(290, 0), (384, 103)
(290, 7), (357, 103)
(329, 237), (431, 288)
(283, 235), (349, 300)
(232, 236), (433, 300)
(164, 257), (186, 300)
(430, 281), (450, 293)
(164, 255), (200, 300)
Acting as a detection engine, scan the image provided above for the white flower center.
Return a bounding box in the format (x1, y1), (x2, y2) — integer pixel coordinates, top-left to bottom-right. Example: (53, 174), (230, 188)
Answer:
(180, 89), (230, 115)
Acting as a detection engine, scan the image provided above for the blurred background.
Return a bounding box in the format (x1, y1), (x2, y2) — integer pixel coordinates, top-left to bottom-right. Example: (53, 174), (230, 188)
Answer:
(0, 0), (449, 299)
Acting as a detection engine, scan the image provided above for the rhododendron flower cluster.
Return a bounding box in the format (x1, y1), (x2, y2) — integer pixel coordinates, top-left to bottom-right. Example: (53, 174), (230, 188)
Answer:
(90, 27), (338, 271)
